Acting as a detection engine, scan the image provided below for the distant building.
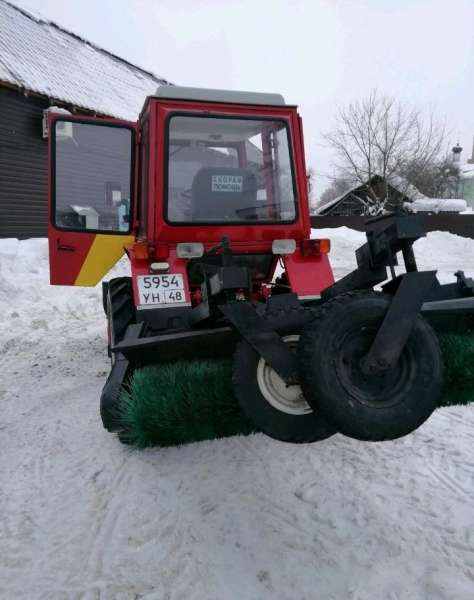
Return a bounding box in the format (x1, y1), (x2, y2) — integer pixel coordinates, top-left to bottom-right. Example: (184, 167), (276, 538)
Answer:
(0, 0), (171, 238)
(316, 175), (467, 216)
(468, 140), (474, 165)
(316, 176), (415, 216)
(452, 142), (463, 168)
(460, 140), (474, 209)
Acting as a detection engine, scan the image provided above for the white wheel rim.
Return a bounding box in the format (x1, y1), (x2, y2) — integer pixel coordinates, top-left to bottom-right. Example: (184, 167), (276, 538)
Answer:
(256, 334), (312, 416)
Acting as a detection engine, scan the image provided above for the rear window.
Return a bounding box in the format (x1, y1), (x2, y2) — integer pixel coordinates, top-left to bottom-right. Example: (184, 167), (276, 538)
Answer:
(166, 115), (297, 224)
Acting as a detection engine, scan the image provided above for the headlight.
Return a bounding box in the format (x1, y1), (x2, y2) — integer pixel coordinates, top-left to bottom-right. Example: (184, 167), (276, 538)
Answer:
(176, 242), (205, 258)
(272, 239), (296, 255)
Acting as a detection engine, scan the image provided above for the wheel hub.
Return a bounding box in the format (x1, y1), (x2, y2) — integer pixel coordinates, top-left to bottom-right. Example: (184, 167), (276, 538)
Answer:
(257, 335), (312, 415)
(337, 326), (415, 408)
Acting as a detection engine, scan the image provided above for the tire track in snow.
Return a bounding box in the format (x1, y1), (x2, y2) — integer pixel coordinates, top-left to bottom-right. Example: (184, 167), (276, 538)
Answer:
(426, 463), (472, 501)
(84, 455), (132, 580)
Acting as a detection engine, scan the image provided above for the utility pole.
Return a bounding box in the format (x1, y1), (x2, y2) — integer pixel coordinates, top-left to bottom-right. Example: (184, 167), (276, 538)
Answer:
(467, 137), (474, 165)
(452, 142), (462, 197)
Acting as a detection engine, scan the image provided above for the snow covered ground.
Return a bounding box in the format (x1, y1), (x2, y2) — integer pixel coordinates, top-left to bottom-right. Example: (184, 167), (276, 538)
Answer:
(1, 228), (474, 599)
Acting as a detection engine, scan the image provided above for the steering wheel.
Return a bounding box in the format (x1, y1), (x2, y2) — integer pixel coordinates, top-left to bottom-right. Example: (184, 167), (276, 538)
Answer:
(180, 188), (193, 200)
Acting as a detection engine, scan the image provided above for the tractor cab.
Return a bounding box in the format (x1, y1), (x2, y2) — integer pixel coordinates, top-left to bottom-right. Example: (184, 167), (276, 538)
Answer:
(47, 85), (333, 298)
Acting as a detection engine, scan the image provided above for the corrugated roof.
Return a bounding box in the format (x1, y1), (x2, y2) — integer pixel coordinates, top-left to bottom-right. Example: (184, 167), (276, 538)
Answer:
(0, 0), (172, 120)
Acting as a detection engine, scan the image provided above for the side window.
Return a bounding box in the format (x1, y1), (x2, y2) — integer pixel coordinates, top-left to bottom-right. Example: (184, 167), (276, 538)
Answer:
(247, 134), (266, 201)
(105, 182), (122, 207)
(54, 121), (133, 232)
(207, 146), (239, 166)
(272, 127), (295, 220)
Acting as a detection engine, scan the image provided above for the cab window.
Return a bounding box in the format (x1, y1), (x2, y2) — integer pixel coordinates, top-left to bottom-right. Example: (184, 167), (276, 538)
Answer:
(53, 121), (133, 232)
(166, 115), (297, 224)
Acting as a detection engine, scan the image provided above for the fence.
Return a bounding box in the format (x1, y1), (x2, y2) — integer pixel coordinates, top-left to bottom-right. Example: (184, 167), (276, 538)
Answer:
(310, 214), (474, 239)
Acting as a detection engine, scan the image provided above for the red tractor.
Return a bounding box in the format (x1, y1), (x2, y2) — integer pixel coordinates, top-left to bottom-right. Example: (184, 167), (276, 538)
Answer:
(48, 85), (474, 443)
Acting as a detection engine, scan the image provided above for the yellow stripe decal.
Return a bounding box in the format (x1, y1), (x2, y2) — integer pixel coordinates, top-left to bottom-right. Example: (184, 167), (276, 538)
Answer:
(74, 234), (134, 286)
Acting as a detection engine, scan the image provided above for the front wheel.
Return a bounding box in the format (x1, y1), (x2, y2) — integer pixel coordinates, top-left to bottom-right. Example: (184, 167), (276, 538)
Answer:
(232, 307), (335, 443)
(298, 291), (444, 441)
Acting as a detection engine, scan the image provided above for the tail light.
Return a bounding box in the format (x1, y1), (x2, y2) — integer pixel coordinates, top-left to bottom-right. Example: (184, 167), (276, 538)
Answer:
(133, 241), (149, 260)
(301, 239), (331, 256)
(154, 244), (170, 260)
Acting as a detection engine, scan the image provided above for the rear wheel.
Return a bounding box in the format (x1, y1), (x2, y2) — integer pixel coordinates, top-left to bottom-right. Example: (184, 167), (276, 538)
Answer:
(298, 292), (443, 441)
(233, 307), (335, 443)
(106, 277), (135, 344)
(101, 278), (135, 432)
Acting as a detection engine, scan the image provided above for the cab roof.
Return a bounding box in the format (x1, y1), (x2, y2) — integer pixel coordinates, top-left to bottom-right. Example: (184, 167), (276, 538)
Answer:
(154, 85), (286, 106)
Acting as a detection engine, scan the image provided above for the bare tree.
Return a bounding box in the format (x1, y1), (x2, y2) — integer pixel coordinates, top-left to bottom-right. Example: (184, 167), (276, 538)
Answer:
(306, 168), (319, 214)
(401, 155), (460, 199)
(317, 177), (352, 208)
(325, 90), (447, 206)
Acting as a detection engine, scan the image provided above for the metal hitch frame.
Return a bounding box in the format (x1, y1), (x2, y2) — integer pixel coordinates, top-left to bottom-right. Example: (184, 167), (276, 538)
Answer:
(219, 301), (298, 384)
(322, 214), (474, 373)
(361, 270), (437, 373)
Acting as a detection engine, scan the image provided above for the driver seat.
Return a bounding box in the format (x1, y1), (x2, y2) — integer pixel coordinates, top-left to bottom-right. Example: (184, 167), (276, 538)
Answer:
(191, 167), (257, 221)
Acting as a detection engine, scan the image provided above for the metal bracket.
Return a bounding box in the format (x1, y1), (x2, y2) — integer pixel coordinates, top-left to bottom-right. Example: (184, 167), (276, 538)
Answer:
(421, 297), (474, 316)
(362, 270), (437, 373)
(219, 301), (298, 384)
(322, 214), (426, 300)
(100, 322), (144, 431)
(455, 270), (474, 295)
(112, 325), (236, 363)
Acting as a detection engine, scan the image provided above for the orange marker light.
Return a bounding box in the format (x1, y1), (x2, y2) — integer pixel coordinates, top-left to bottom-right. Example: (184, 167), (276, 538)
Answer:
(318, 238), (331, 254)
(301, 238), (331, 256)
(133, 241), (149, 260)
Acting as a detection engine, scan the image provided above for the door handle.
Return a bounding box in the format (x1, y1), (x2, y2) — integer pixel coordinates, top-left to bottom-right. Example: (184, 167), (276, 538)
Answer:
(56, 239), (76, 252)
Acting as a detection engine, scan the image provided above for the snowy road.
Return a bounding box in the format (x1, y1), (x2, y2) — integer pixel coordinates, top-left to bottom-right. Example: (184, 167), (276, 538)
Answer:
(1, 229), (474, 599)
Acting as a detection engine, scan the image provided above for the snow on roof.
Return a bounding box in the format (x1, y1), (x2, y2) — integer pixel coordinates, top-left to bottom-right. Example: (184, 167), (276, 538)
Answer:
(0, 0), (172, 120)
(461, 163), (474, 179)
(314, 184), (358, 214)
(386, 174), (426, 201)
(404, 198), (467, 214)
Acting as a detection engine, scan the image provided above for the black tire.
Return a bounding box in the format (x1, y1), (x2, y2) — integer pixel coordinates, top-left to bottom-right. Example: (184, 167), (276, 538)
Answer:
(106, 277), (135, 345)
(101, 278), (135, 430)
(102, 281), (110, 315)
(233, 306), (336, 443)
(298, 291), (444, 442)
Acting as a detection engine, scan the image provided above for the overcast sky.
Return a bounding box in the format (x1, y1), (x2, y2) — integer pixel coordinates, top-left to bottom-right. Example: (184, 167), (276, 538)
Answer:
(14, 0), (474, 196)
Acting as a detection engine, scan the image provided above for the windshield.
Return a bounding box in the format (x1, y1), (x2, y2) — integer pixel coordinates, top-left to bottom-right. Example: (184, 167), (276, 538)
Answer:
(166, 115), (297, 223)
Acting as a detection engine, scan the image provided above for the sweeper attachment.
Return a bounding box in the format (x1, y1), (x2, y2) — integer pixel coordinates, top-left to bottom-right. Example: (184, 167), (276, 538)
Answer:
(46, 85), (474, 447)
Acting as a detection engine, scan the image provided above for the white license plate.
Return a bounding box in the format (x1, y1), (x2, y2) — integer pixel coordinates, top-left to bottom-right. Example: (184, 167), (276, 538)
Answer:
(137, 274), (186, 306)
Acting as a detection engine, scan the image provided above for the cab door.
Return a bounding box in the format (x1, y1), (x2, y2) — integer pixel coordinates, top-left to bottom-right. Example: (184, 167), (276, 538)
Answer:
(48, 115), (137, 286)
